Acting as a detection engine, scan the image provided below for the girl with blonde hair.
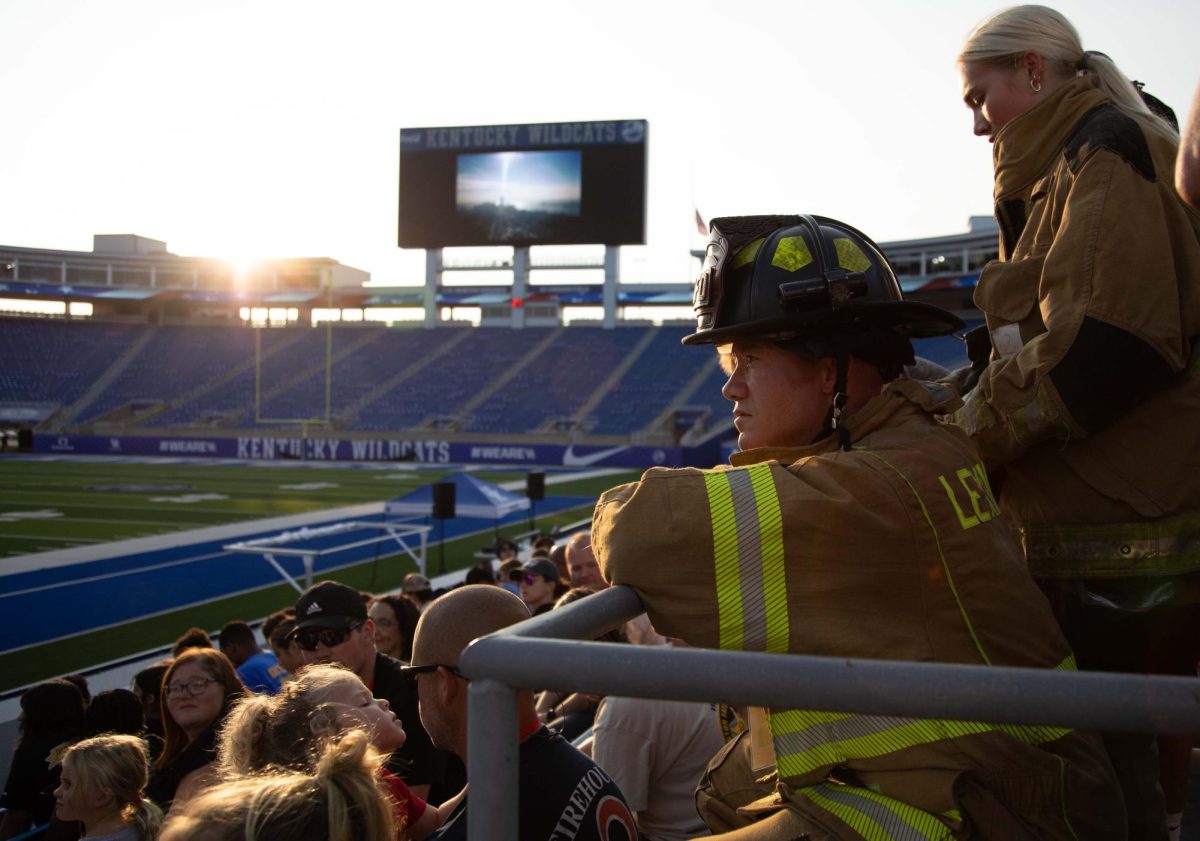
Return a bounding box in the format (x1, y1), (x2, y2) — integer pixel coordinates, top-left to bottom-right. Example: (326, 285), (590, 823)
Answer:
(161, 730), (392, 841)
(54, 734), (163, 841)
(956, 6), (1200, 841)
(218, 664), (447, 839)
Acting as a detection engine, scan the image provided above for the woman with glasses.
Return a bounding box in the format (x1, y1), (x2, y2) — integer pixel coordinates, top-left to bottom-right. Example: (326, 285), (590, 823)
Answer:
(368, 595), (421, 664)
(956, 7), (1200, 839)
(146, 649), (246, 814)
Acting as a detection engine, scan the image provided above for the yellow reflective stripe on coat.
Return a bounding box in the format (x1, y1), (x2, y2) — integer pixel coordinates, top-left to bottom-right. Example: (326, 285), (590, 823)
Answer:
(769, 708), (1071, 781)
(803, 782), (954, 841)
(703, 464), (789, 653)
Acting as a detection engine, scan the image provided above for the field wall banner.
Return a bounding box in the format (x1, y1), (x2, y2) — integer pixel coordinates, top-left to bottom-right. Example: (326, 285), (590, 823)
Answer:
(33, 434), (716, 469)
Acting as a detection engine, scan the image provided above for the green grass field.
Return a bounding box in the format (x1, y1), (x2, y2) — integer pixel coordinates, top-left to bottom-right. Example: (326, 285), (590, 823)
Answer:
(0, 457), (638, 693)
(0, 459), (488, 557)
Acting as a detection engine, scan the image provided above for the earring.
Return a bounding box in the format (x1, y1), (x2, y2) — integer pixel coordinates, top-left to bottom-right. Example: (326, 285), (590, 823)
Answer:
(1030, 76), (1042, 93)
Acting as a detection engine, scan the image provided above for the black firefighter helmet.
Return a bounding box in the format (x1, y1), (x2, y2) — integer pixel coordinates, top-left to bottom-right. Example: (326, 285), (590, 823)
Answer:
(683, 214), (963, 350)
(685, 214), (964, 451)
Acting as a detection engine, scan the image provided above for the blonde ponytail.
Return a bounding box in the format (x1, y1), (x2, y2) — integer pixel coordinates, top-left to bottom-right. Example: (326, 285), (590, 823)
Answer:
(61, 734), (163, 840)
(1077, 50), (1176, 141)
(959, 5), (1177, 143)
(217, 693), (275, 776)
(128, 797), (164, 841)
(166, 730), (393, 841)
(311, 730), (397, 841)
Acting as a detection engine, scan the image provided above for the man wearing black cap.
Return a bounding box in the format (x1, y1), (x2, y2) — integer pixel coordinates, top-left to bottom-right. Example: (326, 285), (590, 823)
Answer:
(292, 579), (448, 800)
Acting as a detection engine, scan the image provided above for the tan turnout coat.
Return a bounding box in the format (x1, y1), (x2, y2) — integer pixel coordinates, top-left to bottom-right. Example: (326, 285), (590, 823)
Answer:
(593, 379), (1122, 840)
(952, 76), (1200, 587)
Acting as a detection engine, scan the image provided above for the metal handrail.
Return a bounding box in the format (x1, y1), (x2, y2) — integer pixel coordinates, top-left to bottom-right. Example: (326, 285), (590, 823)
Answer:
(458, 585), (1200, 841)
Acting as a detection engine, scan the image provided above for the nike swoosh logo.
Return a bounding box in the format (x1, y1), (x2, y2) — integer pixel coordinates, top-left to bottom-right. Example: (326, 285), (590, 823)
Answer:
(562, 445), (629, 467)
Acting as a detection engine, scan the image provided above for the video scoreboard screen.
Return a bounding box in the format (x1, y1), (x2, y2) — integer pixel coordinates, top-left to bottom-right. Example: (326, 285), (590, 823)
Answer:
(398, 119), (647, 249)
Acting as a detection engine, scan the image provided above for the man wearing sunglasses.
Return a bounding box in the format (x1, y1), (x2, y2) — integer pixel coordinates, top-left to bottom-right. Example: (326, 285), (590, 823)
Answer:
(408, 585), (636, 841)
(591, 215), (1124, 840)
(290, 579), (447, 801)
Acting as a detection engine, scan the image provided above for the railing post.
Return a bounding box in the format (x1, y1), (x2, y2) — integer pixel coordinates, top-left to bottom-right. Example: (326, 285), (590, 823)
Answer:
(467, 678), (519, 841)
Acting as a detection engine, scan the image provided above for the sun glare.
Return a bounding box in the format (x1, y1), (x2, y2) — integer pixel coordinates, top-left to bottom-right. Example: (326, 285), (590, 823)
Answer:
(228, 256), (260, 295)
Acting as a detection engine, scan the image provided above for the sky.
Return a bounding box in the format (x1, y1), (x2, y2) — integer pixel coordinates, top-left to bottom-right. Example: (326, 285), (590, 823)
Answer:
(0, 0), (1196, 288)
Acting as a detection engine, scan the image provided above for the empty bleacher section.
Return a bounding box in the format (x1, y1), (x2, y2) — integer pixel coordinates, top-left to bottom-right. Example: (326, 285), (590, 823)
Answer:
(77, 325), (260, 426)
(670, 363), (733, 442)
(0, 318), (147, 412)
(144, 328), (312, 427)
(348, 327), (546, 432)
(3, 321), (971, 444)
(587, 325), (711, 435)
(463, 327), (647, 434)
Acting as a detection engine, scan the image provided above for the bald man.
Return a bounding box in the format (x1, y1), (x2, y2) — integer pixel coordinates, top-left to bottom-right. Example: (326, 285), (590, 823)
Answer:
(409, 585), (638, 841)
(566, 532), (606, 591)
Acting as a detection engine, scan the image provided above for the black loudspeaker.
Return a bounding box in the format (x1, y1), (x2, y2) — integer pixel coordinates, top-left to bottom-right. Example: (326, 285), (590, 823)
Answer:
(432, 482), (456, 520)
(526, 471), (545, 501)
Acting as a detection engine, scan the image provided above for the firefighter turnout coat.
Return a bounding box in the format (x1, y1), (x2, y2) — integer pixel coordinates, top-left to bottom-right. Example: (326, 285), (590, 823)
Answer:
(952, 75), (1200, 595)
(593, 379), (1123, 840)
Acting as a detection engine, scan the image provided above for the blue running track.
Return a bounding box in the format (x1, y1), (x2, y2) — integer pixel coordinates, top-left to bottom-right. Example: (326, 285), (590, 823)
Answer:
(0, 496), (590, 654)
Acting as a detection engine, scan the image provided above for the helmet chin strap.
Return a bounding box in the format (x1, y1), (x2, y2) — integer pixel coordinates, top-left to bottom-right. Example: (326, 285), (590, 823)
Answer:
(814, 343), (853, 452)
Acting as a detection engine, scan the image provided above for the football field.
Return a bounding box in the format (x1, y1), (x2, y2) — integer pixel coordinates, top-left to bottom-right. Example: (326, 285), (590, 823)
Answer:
(0, 455), (635, 693)
(0, 457), (486, 556)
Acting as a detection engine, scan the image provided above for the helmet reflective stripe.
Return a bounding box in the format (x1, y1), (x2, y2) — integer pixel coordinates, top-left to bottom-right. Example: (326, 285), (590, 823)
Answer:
(802, 782), (955, 841)
(731, 237), (766, 270)
(833, 237), (872, 272)
(702, 464), (789, 654)
(770, 236), (814, 272)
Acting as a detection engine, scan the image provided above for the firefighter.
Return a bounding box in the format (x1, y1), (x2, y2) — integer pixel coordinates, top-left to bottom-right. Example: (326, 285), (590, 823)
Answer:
(955, 9), (1200, 839)
(591, 215), (1123, 840)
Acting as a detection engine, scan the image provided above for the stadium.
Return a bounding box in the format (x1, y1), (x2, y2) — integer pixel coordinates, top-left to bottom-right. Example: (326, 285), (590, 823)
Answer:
(3, 109), (1198, 840)
(0, 140), (993, 782)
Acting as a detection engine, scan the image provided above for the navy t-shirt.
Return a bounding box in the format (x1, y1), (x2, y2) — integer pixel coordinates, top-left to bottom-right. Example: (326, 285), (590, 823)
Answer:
(428, 727), (637, 841)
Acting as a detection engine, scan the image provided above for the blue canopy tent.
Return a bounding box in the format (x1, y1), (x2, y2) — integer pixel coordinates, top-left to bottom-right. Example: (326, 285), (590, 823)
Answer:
(384, 472), (530, 520)
(385, 473), (533, 574)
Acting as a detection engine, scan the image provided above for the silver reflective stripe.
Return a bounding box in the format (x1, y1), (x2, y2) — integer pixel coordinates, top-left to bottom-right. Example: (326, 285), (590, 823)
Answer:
(806, 783), (951, 841)
(774, 712), (905, 759)
(726, 468), (768, 651)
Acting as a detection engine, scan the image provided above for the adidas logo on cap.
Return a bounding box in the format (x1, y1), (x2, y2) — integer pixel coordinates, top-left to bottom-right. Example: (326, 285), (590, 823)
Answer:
(306, 601), (322, 615)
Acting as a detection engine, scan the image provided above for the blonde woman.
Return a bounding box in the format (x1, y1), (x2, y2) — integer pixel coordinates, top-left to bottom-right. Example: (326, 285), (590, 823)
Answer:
(218, 664), (451, 839)
(956, 7), (1200, 841)
(54, 734), (163, 841)
(161, 730), (392, 841)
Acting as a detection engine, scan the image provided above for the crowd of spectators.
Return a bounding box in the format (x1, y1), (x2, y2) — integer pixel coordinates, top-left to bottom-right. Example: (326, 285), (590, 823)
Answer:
(0, 530), (707, 841)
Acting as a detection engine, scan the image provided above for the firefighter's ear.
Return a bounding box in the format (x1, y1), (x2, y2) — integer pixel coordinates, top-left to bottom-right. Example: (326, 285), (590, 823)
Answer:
(816, 356), (838, 395)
